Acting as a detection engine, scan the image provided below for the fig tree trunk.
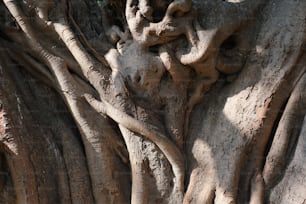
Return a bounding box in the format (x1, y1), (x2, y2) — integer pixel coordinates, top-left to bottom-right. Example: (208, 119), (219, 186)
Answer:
(0, 0), (306, 203)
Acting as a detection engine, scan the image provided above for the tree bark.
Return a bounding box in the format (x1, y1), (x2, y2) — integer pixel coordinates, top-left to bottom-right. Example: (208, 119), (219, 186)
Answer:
(0, 0), (305, 203)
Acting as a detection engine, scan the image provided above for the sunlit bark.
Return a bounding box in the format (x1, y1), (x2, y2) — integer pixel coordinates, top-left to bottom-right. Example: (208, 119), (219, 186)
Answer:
(0, 0), (305, 203)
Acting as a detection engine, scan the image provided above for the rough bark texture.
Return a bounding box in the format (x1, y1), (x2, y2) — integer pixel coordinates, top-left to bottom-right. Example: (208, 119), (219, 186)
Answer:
(0, 0), (305, 203)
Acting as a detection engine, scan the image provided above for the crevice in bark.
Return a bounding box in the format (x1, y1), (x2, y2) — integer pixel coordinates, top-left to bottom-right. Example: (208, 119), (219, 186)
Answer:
(262, 66), (306, 201)
(262, 97), (289, 166)
(0, 153), (16, 204)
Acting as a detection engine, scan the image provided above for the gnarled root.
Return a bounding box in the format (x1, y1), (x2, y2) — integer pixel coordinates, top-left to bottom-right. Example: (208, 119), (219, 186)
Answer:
(165, 0), (192, 18)
(263, 72), (306, 188)
(84, 94), (185, 196)
(125, 0), (193, 47)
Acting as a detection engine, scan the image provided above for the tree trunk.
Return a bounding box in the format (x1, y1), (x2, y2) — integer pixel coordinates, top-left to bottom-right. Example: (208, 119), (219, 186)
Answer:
(0, 0), (306, 203)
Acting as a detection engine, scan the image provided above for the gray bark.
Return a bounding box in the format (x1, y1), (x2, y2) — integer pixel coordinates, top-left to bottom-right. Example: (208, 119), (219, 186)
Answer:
(0, 0), (306, 203)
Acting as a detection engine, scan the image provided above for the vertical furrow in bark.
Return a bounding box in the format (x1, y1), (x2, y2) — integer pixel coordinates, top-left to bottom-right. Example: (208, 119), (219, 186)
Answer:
(263, 70), (306, 191)
(0, 49), (39, 204)
(6, 64), (96, 203)
(59, 128), (95, 203)
(3, 1), (128, 201)
(47, 58), (127, 203)
(268, 108), (306, 203)
(0, 102), (38, 204)
(241, 1), (306, 202)
(0, 152), (16, 203)
(1, 49), (78, 203)
(185, 1), (306, 203)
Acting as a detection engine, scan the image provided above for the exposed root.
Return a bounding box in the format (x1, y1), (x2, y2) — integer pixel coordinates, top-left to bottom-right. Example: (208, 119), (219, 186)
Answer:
(84, 94), (185, 196)
(159, 45), (191, 84)
(263, 72), (306, 188)
(165, 0), (192, 18)
(3, 2), (126, 202)
(52, 21), (111, 95)
(176, 23), (218, 65)
(249, 171), (264, 204)
(125, 0), (193, 47)
(118, 126), (149, 204)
